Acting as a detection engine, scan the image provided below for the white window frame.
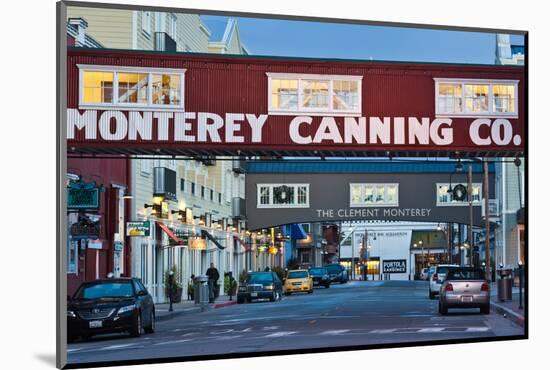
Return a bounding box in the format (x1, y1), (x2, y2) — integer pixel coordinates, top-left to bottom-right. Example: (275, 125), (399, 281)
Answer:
(78, 64), (186, 111)
(436, 182), (483, 206)
(141, 11), (151, 36)
(266, 72), (362, 117)
(349, 183), (399, 207)
(168, 13), (177, 39)
(256, 183), (310, 209)
(434, 78), (519, 118)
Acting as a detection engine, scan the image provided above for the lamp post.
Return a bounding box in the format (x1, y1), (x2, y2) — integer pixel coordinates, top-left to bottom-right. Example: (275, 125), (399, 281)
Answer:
(168, 270), (174, 312)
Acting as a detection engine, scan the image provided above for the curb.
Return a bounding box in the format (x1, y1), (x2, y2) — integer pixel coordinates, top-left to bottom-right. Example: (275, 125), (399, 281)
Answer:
(156, 300), (237, 322)
(491, 300), (525, 327)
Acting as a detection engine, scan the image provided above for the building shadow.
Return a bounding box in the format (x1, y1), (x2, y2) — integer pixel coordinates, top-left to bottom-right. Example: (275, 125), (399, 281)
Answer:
(33, 353), (56, 367)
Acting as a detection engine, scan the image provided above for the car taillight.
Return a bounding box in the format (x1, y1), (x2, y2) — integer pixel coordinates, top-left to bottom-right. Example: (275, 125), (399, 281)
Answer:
(481, 282), (489, 292)
(432, 274), (438, 281)
(444, 283), (454, 292)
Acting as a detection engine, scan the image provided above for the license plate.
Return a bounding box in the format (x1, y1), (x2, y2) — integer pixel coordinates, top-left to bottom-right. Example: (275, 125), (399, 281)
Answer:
(461, 296), (473, 303)
(313, 281), (318, 285)
(251, 292), (258, 297)
(89, 320), (103, 328)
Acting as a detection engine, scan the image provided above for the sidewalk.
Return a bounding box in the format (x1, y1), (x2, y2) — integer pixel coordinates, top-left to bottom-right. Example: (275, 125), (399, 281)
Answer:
(154, 295), (238, 322)
(490, 282), (525, 327)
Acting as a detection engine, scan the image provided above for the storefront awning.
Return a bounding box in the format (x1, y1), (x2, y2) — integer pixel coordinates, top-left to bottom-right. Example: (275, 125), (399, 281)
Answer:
(234, 235), (251, 251)
(156, 221), (184, 245)
(291, 224), (308, 240)
(201, 229), (225, 250)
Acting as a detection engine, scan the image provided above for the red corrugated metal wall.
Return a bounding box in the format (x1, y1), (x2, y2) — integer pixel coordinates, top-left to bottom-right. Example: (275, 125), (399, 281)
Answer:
(66, 48), (525, 154)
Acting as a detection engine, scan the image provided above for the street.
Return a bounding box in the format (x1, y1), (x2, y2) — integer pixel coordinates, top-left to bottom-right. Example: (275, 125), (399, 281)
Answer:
(67, 280), (523, 365)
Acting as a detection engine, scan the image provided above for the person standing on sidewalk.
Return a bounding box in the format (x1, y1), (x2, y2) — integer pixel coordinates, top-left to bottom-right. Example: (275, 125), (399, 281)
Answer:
(206, 263), (220, 303)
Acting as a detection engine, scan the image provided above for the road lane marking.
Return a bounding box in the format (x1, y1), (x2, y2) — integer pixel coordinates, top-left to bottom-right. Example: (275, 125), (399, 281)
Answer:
(263, 326), (279, 330)
(369, 329), (397, 334)
(465, 327), (490, 332)
(100, 343), (137, 350)
(417, 328), (446, 333)
(67, 348), (83, 353)
(264, 331), (297, 337)
(321, 330), (351, 335)
(153, 339), (193, 346)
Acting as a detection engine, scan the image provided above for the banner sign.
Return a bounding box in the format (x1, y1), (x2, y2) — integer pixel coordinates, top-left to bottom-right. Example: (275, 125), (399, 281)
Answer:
(126, 221), (151, 236)
(67, 186), (100, 209)
(70, 214), (100, 239)
(189, 238), (206, 250)
(382, 259), (407, 274)
(67, 109), (524, 154)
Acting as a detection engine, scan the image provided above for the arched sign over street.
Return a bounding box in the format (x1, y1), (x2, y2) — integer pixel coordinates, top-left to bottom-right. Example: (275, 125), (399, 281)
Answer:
(66, 48), (525, 158)
(245, 161), (494, 230)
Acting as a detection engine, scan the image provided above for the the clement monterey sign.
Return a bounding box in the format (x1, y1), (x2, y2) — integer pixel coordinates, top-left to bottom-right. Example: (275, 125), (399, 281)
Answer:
(67, 109), (522, 149)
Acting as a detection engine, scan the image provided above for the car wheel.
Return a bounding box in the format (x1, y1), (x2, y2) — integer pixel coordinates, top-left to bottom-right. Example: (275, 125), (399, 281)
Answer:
(308, 289), (313, 294)
(325, 284), (330, 289)
(144, 311), (155, 334)
(285, 292), (291, 296)
(270, 292), (277, 302)
(480, 305), (490, 315)
(429, 290), (435, 299)
(237, 296), (244, 304)
(438, 302), (448, 315)
(130, 312), (142, 337)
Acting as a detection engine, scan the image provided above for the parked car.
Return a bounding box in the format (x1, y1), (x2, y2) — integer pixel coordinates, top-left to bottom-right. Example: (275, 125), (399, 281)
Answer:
(237, 271), (283, 303)
(308, 267), (331, 288)
(284, 269), (314, 295)
(67, 278), (155, 342)
(438, 267), (490, 315)
(420, 268), (429, 280)
(429, 264), (459, 299)
(325, 263), (348, 284)
(426, 266), (437, 281)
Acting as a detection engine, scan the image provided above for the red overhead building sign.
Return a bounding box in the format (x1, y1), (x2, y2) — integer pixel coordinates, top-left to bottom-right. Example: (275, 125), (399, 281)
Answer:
(66, 48), (525, 157)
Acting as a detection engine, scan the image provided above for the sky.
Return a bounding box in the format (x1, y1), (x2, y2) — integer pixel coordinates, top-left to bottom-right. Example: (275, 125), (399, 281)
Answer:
(201, 15), (525, 65)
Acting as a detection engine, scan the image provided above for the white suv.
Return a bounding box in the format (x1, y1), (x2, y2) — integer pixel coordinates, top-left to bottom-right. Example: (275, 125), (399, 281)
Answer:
(429, 264), (459, 299)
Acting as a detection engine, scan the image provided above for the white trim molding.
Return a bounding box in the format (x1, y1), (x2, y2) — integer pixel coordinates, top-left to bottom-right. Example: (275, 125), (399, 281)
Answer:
(266, 72), (363, 116)
(434, 78), (519, 119)
(256, 183), (310, 209)
(77, 64), (186, 111)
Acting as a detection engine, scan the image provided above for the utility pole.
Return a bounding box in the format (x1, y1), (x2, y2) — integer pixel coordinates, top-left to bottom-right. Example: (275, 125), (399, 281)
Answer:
(468, 164), (474, 266)
(483, 158), (491, 281)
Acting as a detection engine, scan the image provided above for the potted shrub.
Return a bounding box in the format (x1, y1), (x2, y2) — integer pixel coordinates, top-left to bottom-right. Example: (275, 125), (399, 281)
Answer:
(164, 265), (183, 303)
(224, 274), (238, 298)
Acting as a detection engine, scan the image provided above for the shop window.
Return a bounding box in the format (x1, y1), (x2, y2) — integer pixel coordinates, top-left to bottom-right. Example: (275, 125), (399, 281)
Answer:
(79, 65), (185, 110)
(436, 183), (482, 206)
(267, 73), (362, 116)
(435, 78), (518, 117)
(82, 71), (113, 104)
(257, 184), (310, 208)
(349, 183), (399, 207)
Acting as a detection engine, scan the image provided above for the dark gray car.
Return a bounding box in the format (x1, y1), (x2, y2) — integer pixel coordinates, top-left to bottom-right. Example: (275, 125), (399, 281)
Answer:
(237, 272), (283, 303)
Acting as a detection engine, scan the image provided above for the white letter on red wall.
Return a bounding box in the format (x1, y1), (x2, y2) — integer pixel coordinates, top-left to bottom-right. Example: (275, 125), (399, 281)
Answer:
(289, 116), (313, 144)
(226, 113), (245, 143)
(67, 108), (97, 139)
(469, 118), (492, 145)
(129, 112), (152, 141)
(246, 114), (268, 143)
(198, 112), (223, 142)
(99, 111), (127, 141)
(430, 118), (453, 145)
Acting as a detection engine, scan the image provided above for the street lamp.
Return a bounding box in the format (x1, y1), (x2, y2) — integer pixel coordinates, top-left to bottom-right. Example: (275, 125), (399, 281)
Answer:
(168, 270), (174, 312)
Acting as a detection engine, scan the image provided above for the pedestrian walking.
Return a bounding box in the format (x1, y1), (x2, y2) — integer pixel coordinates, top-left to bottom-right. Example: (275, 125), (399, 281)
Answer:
(206, 263), (220, 303)
(188, 274), (195, 300)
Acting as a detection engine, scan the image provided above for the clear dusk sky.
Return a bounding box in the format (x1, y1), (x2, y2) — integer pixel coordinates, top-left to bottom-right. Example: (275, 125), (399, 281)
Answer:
(201, 15), (525, 65)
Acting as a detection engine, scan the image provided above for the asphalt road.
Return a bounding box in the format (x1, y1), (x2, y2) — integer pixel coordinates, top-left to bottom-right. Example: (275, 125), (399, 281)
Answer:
(67, 280), (523, 365)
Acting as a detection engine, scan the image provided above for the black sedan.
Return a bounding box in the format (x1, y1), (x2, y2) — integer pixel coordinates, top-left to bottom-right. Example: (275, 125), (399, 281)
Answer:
(67, 278), (155, 342)
(237, 272), (283, 303)
(325, 263), (348, 284)
(309, 267), (331, 288)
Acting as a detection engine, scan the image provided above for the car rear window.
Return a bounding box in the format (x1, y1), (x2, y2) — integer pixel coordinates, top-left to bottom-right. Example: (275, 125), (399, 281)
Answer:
(325, 265), (342, 273)
(248, 273), (273, 283)
(446, 269), (485, 280)
(288, 271), (309, 279)
(310, 268), (327, 275)
(77, 282), (134, 299)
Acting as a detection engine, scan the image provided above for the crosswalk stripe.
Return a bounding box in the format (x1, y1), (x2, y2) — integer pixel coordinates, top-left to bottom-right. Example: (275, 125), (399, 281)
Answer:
(417, 328), (446, 333)
(465, 327), (490, 332)
(264, 331), (297, 337)
(321, 330), (351, 335)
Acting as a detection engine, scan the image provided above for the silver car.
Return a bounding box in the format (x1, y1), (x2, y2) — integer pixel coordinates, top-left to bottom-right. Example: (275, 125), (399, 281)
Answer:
(438, 267), (490, 315)
(429, 264), (458, 299)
